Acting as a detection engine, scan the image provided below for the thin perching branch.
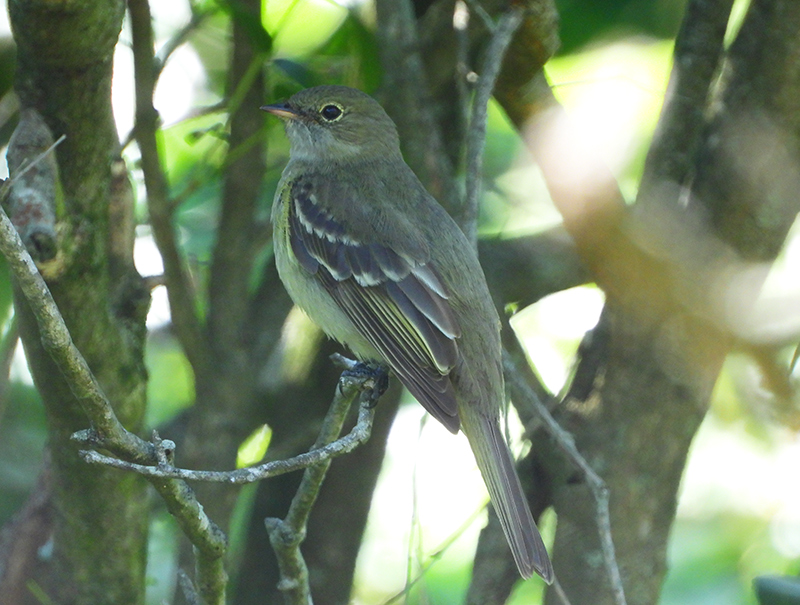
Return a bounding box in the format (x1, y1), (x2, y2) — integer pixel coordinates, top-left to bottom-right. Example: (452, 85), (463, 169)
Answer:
(80, 395), (376, 484)
(0, 156), (144, 457)
(0, 104), (382, 605)
(127, 0), (208, 376)
(81, 355), (380, 605)
(0, 141), (380, 604)
(265, 361), (386, 605)
(504, 354), (628, 605)
(462, 6), (525, 246)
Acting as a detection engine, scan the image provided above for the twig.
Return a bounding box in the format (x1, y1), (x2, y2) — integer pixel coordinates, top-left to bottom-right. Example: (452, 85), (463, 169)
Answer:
(383, 502), (488, 605)
(177, 569), (200, 605)
(551, 577), (573, 605)
(194, 543), (228, 605)
(5, 111), (61, 263)
(404, 413), (426, 596)
(154, 6), (215, 77)
(264, 367), (383, 605)
(454, 1), (472, 142)
(81, 391), (375, 483)
(462, 6), (525, 246)
(504, 354), (627, 605)
(0, 195), (145, 456)
(127, 0), (208, 376)
(2, 134), (66, 190)
(464, 0), (494, 31)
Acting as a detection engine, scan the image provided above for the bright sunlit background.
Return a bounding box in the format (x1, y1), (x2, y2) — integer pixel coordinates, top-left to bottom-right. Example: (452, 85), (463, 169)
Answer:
(1, 0), (799, 603)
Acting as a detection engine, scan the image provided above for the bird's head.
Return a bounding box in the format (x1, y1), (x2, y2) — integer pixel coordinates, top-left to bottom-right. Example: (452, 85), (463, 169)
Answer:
(262, 85), (402, 163)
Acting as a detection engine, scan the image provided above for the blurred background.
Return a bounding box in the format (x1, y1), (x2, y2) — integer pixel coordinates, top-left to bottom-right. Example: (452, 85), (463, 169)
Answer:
(0, 0), (798, 603)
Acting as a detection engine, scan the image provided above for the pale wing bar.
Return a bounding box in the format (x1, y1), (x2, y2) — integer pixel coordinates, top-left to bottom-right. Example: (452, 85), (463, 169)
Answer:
(288, 178), (462, 432)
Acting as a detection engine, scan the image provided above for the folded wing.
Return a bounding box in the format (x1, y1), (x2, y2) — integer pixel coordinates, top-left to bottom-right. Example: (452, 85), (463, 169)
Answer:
(287, 177), (462, 433)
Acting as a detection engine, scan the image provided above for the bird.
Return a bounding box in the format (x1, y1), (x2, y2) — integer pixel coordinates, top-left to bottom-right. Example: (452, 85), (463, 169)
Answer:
(262, 85), (553, 583)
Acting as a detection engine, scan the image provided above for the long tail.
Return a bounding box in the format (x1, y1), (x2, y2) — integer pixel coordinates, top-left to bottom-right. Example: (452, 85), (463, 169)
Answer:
(463, 413), (554, 583)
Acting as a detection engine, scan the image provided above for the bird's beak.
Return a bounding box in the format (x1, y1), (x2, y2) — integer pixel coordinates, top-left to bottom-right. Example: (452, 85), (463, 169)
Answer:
(260, 102), (299, 120)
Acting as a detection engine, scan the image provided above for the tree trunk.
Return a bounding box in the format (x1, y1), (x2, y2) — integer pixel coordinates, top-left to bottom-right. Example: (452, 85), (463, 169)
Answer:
(7, 1), (150, 602)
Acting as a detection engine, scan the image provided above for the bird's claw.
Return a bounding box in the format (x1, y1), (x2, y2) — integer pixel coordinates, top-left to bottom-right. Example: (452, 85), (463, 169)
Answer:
(342, 362), (389, 408)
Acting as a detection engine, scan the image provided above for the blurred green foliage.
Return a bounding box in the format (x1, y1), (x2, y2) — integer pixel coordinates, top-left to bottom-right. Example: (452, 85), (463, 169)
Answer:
(556, 0), (687, 53)
(0, 380), (45, 521)
(664, 516), (767, 605)
(144, 332), (195, 428)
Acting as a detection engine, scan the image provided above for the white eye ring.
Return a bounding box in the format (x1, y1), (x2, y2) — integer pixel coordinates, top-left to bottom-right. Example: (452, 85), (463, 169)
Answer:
(320, 103), (344, 122)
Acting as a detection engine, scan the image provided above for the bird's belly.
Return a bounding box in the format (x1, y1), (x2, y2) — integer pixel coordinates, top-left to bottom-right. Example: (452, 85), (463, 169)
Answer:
(274, 229), (382, 362)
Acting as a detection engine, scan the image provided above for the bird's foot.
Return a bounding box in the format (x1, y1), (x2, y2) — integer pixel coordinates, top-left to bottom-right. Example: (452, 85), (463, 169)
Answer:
(343, 361), (389, 408)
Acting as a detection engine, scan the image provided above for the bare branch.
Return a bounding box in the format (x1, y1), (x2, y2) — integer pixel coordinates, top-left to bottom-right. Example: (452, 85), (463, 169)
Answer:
(195, 544), (227, 605)
(265, 365), (385, 605)
(504, 354), (627, 605)
(127, 0), (208, 375)
(80, 385), (376, 484)
(154, 6), (216, 77)
(462, 5), (525, 245)
(0, 201), (143, 457)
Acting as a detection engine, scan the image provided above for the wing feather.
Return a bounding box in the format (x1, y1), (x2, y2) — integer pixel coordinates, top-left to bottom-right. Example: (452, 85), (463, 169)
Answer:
(393, 273), (460, 339)
(288, 177), (462, 432)
(289, 206), (320, 274)
(333, 279), (459, 430)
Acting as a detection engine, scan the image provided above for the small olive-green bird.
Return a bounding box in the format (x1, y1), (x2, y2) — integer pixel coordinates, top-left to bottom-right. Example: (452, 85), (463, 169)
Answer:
(262, 85), (553, 582)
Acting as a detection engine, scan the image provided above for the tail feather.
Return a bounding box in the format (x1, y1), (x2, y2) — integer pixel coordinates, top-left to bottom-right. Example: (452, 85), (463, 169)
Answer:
(464, 414), (554, 583)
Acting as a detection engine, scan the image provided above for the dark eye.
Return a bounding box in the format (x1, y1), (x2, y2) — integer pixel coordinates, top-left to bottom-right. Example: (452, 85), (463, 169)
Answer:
(320, 104), (343, 121)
